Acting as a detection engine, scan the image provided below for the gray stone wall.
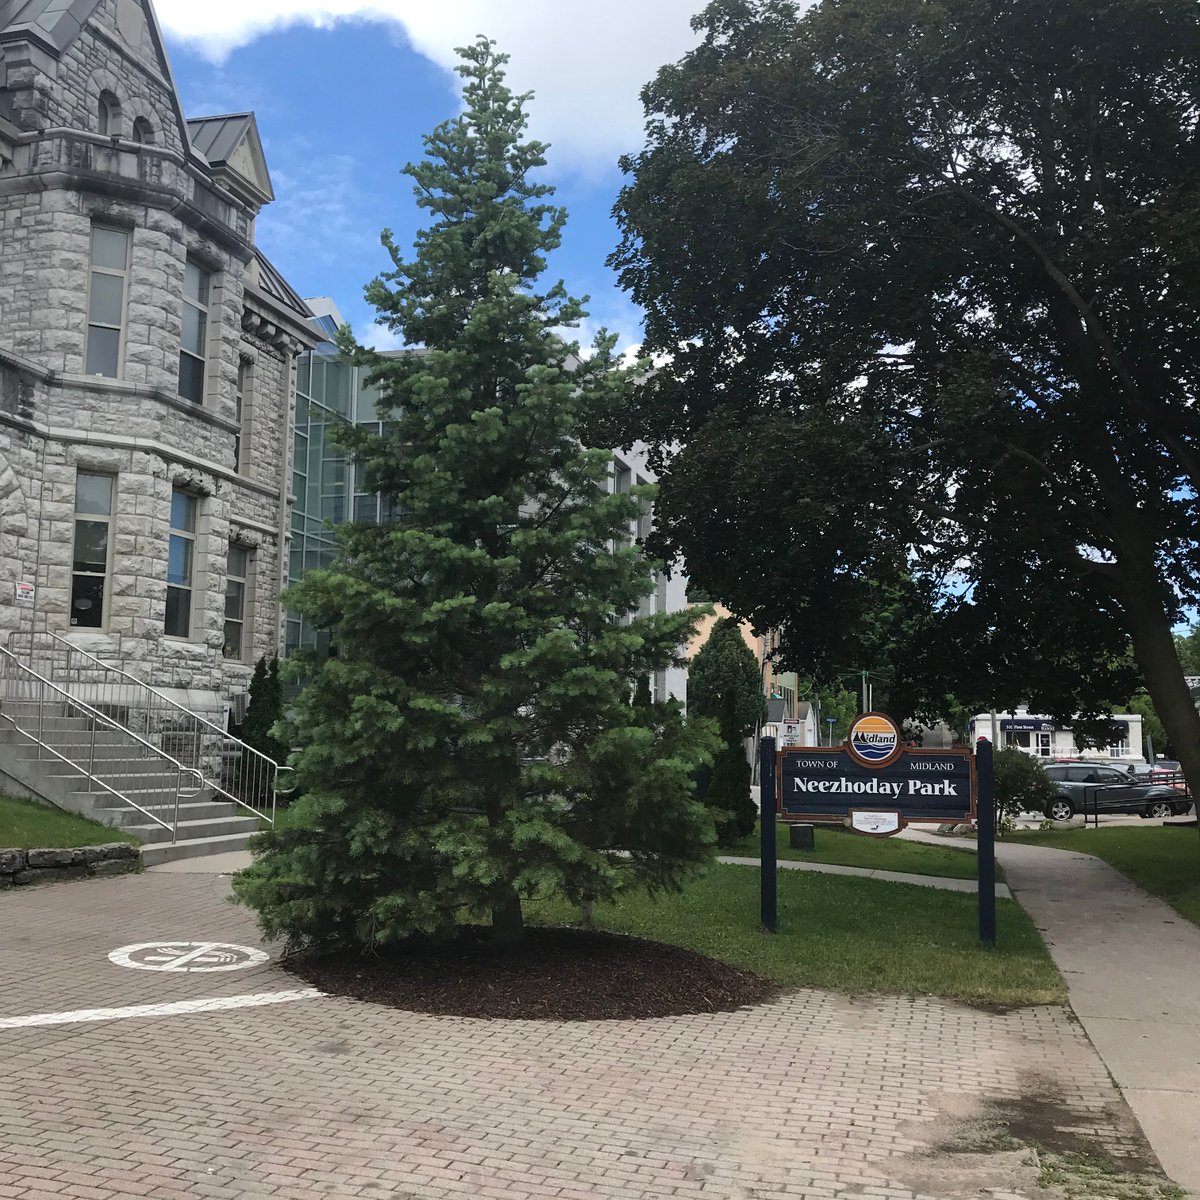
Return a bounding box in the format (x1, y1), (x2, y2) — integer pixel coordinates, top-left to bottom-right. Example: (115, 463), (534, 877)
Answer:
(0, 842), (140, 887)
(0, 0), (313, 720)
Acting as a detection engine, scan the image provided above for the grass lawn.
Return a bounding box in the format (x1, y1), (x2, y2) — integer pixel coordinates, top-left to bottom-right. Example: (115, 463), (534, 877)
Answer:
(0, 792), (138, 850)
(1009, 825), (1200, 927)
(725, 821), (987, 880)
(528, 863), (1064, 1007)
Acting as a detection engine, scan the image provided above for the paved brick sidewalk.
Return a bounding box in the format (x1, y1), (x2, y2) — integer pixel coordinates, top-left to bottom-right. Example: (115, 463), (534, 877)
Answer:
(0, 874), (1170, 1199)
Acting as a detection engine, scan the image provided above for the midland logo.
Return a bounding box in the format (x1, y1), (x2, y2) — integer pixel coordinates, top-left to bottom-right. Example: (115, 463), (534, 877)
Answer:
(846, 712), (903, 768)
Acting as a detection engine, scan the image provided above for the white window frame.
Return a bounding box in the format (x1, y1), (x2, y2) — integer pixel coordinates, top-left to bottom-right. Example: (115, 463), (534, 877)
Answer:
(165, 489), (198, 638)
(223, 543), (252, 661)
(70, 472), (115, 631)
(178, 258), (212, 404)
(85, 225), (130, 379)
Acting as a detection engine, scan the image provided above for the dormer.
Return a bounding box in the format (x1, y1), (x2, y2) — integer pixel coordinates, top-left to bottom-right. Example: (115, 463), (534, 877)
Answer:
(186, 112), (274, 215)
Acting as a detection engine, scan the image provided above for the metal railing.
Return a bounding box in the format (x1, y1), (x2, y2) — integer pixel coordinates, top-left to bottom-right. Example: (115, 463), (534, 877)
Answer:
(7, 631), (285, 826)
(0, 648), (204, 838)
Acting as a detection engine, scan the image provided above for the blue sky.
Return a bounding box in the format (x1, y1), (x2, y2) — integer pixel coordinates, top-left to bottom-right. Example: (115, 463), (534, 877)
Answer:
(157, 2), (706, 352)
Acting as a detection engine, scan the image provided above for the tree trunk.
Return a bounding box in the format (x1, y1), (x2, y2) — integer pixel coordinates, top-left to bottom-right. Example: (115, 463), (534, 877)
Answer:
(1122, 575), (1200, 823)
(490, 886), (525, 948)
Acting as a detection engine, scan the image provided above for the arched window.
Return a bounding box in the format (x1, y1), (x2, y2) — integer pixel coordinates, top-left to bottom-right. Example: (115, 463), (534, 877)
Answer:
(97, 90), (121, 137)
(132, 117), (154, 145)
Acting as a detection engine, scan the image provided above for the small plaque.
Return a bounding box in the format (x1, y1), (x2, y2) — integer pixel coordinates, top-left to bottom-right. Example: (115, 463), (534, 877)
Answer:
(850, 810), (901, 836)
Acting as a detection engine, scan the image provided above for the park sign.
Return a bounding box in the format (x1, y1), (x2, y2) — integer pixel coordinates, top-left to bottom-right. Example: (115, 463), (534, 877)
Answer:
(758, 718), (996, 947)
(776, 713), (975, 829)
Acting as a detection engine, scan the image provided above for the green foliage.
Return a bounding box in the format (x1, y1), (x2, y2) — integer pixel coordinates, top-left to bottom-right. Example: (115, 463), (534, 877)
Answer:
(632, 675), (652, 708)
(689, 618), (764, 735)
(689, 618), (763, 845)
(240, 656), (288, 766)
(1175, 627), (1200, 677)
(611, 0), (1200, 776)
(233, 39), (718, 953)
(1125, 692), (1166, 756)
(992, 749), (1056, 830)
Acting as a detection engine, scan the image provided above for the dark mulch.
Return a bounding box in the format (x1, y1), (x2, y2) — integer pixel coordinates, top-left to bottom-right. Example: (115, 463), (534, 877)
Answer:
(284, 925), (779, 1021)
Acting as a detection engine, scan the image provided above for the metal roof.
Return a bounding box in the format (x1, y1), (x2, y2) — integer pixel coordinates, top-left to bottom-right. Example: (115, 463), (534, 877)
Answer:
(253, 248), (314, 320)
(0, 0), (103, 54)
(185, 113), (252, 167)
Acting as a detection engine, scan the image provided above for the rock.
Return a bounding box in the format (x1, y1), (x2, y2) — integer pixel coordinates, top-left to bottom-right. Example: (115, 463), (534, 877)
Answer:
(88, 858), (139, 877)
(79, 842), (137, 863)
(26, 848), (83, 868)
(0, 849), (26, 873)
(13, 865), (87, 885)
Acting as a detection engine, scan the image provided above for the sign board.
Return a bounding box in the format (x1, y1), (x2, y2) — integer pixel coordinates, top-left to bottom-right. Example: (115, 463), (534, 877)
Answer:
(775, 713), (975, 828)
(777, 718), (805, 747)
(14, 581), (34, 608)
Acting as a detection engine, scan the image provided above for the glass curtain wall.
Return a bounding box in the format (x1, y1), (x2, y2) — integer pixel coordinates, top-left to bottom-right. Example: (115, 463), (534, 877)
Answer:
(286, 345), (396, 656)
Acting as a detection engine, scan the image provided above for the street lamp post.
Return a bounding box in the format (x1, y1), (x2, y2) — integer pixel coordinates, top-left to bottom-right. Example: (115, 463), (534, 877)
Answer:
(826, 717), (836, 747)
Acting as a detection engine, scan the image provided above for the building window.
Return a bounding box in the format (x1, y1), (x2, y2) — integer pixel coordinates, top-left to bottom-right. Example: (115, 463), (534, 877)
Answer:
(97, 90), (121, 137)
(132, 117), (154, 145)
(178, 259), (211, 403)
(166, 489), (197, 637)
(85, 226), (129, 378)
(224, 544), (250, 660)
(71, 473), (114, 629)
(234, 358), (252, 471)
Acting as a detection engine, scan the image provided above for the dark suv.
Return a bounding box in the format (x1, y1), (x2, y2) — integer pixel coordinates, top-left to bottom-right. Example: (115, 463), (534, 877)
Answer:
(1041, 764), (1192, 821)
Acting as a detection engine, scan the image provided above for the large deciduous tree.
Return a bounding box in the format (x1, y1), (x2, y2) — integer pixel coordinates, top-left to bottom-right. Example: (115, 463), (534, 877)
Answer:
(610, 0), (1200, 791)
(234, 39), (717, 953)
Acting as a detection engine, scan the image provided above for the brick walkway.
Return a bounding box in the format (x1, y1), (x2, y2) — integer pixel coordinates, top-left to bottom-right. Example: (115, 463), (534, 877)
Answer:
(0, 874), (1167, 1199)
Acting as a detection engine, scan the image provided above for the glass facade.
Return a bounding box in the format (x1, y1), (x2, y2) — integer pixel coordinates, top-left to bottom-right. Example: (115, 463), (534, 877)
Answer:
(286, 333), (395, 656)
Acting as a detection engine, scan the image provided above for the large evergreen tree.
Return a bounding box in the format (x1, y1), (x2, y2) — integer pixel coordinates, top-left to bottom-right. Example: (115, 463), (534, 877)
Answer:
(234, 39), (716, 952)
(689, 618), (763, 844)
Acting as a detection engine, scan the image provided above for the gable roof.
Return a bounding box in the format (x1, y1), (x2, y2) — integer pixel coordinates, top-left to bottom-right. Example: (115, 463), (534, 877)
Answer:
(0, 0), (104, 55)
(1, 0), (195, 164)
(186, 111), (275, 206)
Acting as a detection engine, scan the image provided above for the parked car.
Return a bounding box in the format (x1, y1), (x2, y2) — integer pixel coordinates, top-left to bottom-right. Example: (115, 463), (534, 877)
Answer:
(1040, 764), (1193, 821)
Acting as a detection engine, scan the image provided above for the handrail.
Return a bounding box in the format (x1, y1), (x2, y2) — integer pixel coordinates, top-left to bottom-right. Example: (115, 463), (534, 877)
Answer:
(0, 648), (205, 837)
(8, 631), (282, 826)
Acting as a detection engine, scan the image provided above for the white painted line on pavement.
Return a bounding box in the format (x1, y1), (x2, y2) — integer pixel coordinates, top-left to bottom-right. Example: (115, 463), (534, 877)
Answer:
(0, 988), (323, 1030)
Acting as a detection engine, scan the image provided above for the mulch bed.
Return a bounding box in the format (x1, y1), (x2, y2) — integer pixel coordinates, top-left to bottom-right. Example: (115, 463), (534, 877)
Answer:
(284, 926), (778, 1021)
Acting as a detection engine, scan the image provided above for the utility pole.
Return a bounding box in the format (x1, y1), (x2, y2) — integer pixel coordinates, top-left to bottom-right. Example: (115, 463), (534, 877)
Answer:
(862, 669), (868, 713)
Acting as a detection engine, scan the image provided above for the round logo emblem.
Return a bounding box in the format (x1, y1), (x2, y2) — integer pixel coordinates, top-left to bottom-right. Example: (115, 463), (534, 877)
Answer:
(108, 942), (269, 973)
(847, 713), (902, 767)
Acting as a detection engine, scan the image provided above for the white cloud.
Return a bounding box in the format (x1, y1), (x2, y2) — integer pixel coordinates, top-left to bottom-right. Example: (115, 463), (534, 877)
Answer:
(155, 0), (703, 172)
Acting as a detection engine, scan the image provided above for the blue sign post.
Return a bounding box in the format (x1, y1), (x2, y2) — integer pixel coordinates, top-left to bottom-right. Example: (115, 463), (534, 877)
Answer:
(759, 736), (777, 934)
(976, 738), (996, 946)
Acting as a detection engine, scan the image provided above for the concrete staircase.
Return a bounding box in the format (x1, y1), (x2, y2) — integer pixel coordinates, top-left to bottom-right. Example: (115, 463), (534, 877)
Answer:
(0, 694), (262, 867)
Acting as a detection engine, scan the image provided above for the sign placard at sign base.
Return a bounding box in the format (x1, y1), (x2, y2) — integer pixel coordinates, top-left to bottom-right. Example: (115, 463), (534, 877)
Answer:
(759, 713), (996, 945)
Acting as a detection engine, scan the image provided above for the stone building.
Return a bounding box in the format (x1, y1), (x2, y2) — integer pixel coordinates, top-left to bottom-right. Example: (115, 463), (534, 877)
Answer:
(0, 0), (317, 724)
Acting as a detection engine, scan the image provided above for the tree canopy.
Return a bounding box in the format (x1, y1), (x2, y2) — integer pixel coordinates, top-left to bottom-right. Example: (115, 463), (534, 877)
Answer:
(611, 0), (1200, 786)
(234, 39), (716, 952)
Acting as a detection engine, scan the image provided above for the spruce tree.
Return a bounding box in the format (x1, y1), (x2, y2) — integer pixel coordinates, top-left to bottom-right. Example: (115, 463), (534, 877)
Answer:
(234, 39), (717, 952)
(689, 619), (764, 845)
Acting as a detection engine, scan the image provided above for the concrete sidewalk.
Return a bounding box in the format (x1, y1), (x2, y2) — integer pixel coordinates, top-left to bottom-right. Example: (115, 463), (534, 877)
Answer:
(718, 854), (1012, 897)
(996, 839), (1200, 1192)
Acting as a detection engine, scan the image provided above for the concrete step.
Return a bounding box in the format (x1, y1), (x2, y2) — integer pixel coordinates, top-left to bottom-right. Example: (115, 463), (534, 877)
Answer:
(17, 730), (153, 751)
(139, 830), (258, 867)
(126, 815), (261, 845)
(93, 799), (247, 826)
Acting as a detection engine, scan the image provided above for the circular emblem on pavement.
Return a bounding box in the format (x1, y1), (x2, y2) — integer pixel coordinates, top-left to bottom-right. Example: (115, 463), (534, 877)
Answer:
(108, 942), (269, 973)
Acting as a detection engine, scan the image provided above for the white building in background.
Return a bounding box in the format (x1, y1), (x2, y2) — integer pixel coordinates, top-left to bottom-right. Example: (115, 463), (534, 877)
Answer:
(287, 301), (690, 703)
(968, 708), (1145, 767)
